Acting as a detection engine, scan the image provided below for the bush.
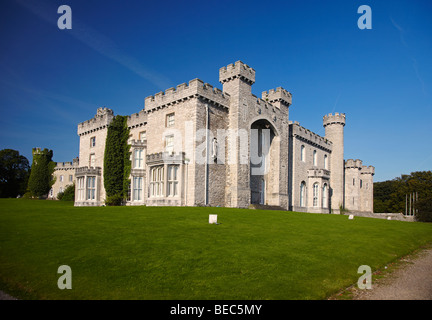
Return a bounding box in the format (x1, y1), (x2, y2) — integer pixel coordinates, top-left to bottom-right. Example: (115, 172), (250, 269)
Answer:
(61, 184), (75, 201)
(105, 193), (124, 206)
(57, 192), (64, 200)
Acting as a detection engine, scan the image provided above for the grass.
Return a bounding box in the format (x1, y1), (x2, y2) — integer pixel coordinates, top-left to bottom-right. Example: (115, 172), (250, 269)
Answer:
(0, 198), (432, 300)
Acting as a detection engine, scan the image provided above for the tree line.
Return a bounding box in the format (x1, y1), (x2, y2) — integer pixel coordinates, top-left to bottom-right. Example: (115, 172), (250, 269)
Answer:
(374, 171), (432, 222)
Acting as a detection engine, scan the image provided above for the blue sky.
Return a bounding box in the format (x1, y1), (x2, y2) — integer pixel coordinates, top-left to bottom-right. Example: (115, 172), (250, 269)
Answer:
(0, 0), (431, 182)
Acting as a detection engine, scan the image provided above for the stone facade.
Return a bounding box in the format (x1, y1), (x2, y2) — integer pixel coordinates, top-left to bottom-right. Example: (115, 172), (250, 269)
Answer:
(68, 61), (374, 213)
(48, 158), (79, 199)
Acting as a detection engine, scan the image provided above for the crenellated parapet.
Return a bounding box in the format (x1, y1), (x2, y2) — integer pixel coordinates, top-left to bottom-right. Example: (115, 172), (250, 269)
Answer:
(144, 79), (230, 112)
(360, 165), (375, 175)
(290, 122), (332, 152)
(262, 87), (292, 107)
(345, 159), (363, 169)
(78, 107), (114, 136)
(146, 151), (186, 165)
(127, 109), (147, 129)
(55, 159), (79, 171)
(323, 112), (346, 127)
(219, 60), (255, 85)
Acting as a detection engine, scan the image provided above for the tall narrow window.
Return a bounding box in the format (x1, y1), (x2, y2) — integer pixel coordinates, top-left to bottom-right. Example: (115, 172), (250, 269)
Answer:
(86, 176), (96, 200)
(313, 183), (319, 207)
(165, 135), (174, 153)
(60, 175), (64, 182)
(322, 183), (328, 208)
(77, 177), (85, 200)
(150, 166), (164, 197)
(167, 165), (179, 196)
(139, 131), (146, 141)
(134, 149), (144, 169)
(324, 155), (328, 169)
(313, 150), (317, 166)
(90, 136), (96, 147)
(133, 177), (143, 201)
(69, 175), (73, 182)
(166, 113), (175, 127)
(89, 154), (96, 168)
(300, 181), (306, 207)
(301, 145), (305, 162)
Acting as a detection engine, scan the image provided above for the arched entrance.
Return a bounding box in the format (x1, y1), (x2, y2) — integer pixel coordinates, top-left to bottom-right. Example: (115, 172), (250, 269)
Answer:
(250, 119), (277, 205)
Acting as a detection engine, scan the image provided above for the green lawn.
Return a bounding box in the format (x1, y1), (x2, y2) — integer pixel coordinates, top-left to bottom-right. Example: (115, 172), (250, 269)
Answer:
(0, 198), (431, 300)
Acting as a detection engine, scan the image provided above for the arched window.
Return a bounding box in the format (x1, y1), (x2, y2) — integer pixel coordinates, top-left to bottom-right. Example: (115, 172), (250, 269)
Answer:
(300, 181), (306, 207)
(301, 145), (305, 162)
(313, 183), (319, 207)
(322, 183), (328, 208)
(324, 155), (328, 169)
(313, 150), (317, 166)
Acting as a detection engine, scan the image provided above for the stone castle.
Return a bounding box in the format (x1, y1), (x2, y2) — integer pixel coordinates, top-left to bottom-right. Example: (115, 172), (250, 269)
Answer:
(49, 61), (374, 214)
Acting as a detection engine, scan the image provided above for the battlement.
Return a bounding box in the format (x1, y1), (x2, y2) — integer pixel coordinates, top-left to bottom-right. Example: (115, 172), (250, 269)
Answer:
(146, 151), (186, 165)
(32, 148), (53, 157)
(75, 166), (101, 177)
(345, 159), (363, 169)
(78, 107), (114, 136)
(55, 159), (79, 170)
(130, 139), (147, 148)
(127, 109), (147, 129)
(219, 60), (255, 85)
(290, 122), (332, 151)
(360, 165), (375, 175)
(144, 79), (230, 112)
(262, 87), (292, 107)
(323, 112), (346, 127)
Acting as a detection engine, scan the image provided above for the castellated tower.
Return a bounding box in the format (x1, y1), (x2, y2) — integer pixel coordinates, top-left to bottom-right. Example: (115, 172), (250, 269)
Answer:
(323, 113), (346, 213)
(219, 61), (256, 208)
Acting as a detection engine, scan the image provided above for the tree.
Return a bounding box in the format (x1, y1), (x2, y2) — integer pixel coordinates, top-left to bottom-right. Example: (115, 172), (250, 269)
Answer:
(103, 115), (131, 205)
(374, 171), (432, 222)
(0, 149), (30, 198)
(27, 148), (55, 198)
(58, 183), (75, 201)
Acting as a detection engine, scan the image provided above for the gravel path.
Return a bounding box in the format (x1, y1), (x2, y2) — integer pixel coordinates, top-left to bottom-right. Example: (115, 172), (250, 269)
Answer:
(351, 247), (432, 300)
(0, 290), (17, 300)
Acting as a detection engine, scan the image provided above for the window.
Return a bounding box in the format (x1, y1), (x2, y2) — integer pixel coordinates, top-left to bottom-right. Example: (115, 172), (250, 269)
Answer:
(166, 113), (175, 127)
(69, 175), (73, 182)
(77, 177), (85, 200)
(313, 183), (319, 207)
(150, 166), (164, 197)
(133, 177), (143, 201)
(90, 136), (96, 147)
(301, 145), (305, 162)
(90, 154), (96, 167)
(165, 135), (174, 153)
(134, 149), (144, 169)
(360, 179), (363, 188)
(324, 155), (328, 169)
(139, 131), (146, 141)
(49, 189), (53, 197)
(60, 175), (64, 182)
(300, 181), (306, 207)
(353, 178), (355, 186)
(87, 176), (96, 200)
(322, 184), (328, 208)
(59, 187), (63, 193)
(167, 165), (179, 197)
(313, 150), (317, 166)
